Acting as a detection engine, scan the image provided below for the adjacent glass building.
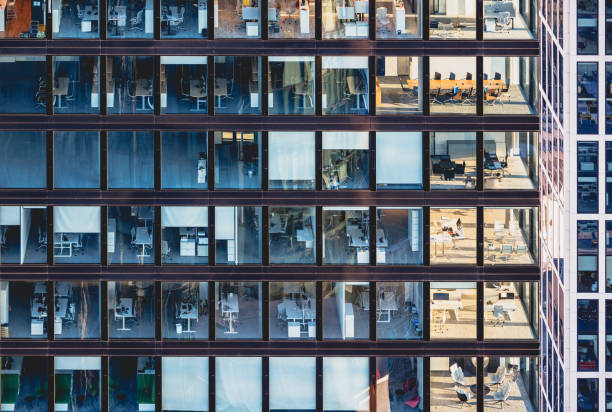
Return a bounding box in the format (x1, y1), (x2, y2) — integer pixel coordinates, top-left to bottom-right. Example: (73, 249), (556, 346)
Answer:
(0, 1), (539, 411)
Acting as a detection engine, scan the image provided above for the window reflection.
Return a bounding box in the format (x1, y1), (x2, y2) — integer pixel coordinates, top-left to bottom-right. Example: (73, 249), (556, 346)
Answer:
(215, 131), (261, 188)
(578, 300), (598, 371)
(216, 357), (262, 411)
(430, 132), (476, 190)
(269, 0), (314, 38)
(577, 142), (598, 213)
(53, 206), (101, 264)
(52, 56), (100, 114)
(215, 206), (262, 264)
(0, 206), (47, 264)
(429, 57), (476, 114)
(162, 357), (208, 411)
(161, 56), (208, 114)
(607, 63), (612, 134)
(376, 357), (423, 411)
(577, 0), (597, 54)
(215, 0), (261, 38)
(578, 220), (598, 293)
(0, 56), (46, 114)
(483, 0), (537, 39)
(161, 0), (208, 38)
(0, 0), (46, 38)
(162, 282), (209, 339)
(430, 208), (476, 265)
(54, 281), (101, 340)
(0, 356), (48, 412)
(108, 281), (155, 339)
(108, 206), (155, 265)
(214, 56), (261, 114)
(578, 62), (598, 134)
(107, 0), (154, 39)
(578, 378), (598, 411)
(484, 207), (538, 265)
(215, 282), (262, 339)
(429, 0), (475, 39)
(268, 132), (315, 189)
(483, 282), (538, 340)
(161, 206), (209, 264)
(53, 0), (99, 38)
(109, 357), (156, 411)
(268, 57), (315, 115)
(375, 0), (421, 38)
(0, 131), (46, 188)
(430, 282), (477, 339)
(323, 357), (370, 411)
(107, 56), (155, 114)
(270, 282), (316, 340)
(323, 282), (369, 340)
(376, 56), (421, 114)
(483, 132), (538, 190)
(108, 131), (155, 189)
(54, 357), (101, 412)
(322, 56), (369, 115)
(0, 281), (48, 339)
(376, 283), (423, 339)
(161, 131), (208, 189)
(323, 207), (369, 265)
(322, 132), (369, 190)
(322, 0), (369, 38)
(376, 208), (422, 265)
(54, 132), (100, 189)
(376, 132), (423, 189)
(483, 56), (537, 115)
(270, 357), (316, 411)
(269, 207), (316, 264)
(607, 222), (612, 292)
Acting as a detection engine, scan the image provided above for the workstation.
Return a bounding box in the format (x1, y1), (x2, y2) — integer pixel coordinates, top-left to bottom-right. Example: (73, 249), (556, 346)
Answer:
(376, 56), (421, 114)
(54, 357), (101, 412)
(322, 281), (370, 339)
(322, 207), (370, 265)
(375, 0), (420, 38)
(161, 206), (208, 264)
(270, 282), (316, 339)
(322, 0), (369, 38)
(429, 208), (476, 265)
(107, 206), (155, 264)
(108, 281), (155, 338)
(269, 207), (316, 264)
(268, 0), (313, 38)
(107, 56), (155, 114)
(215, 206), (262, 264)
(0, 56), (46, 113)
(214, 131), (261, 188)
(161, 55), (208, 113)
(430, 282), (476, 339)
(52, 56), (100, 113)
(162, 0), (207, 37)
(107, 0), (153, 38)
(0, 0), (46, 38)
(215, 282), (262, 338)
(483, 131), (538, 190)
(53, 0), (99, 38)
(429, 56), (477, 113)
(375, 282), (423, 339)
(483, 281), (538, 340)
(322, 132), (369, 190)
(484, 207), (538, 265)
(0, 206), (47, 264)
(376, 207), (422, 265)
(162, 282), (208, 339)
(322, 56), (369, 114)
(268, 56), (315, 115)
(53, 206), (101, 264)
(483, 0), (537, 39)
(429, 0), (475, 38)
(214, 57), (262, 114)
(214, 0), (260, 37)
(429, 132), (477, 189)
(483, 56), (537, 114)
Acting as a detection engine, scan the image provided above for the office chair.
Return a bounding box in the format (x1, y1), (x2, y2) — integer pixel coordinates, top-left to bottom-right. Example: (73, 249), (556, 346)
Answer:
(129, 10), (144, 31)
(449, 72), (456, 80)
(346, 76), (368, 112)
(434, 72), (442, 80)
(494, 72), (502, 81)
(465, 72), (472, 80)
(455, 386), (472, 408)
(294, 82), (314, 110)
(483, 73), (488, 80)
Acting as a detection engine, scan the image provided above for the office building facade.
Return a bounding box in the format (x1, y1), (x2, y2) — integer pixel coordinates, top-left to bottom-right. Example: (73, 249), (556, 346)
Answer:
(0, 0), (539, 411)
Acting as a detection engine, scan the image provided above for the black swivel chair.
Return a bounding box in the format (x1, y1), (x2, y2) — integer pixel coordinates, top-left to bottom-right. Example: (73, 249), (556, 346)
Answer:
(494, 72), (502, 81)
(483, 73), (488, 80)
(434, 72), (442, 80)
(465, 72), (472, 80)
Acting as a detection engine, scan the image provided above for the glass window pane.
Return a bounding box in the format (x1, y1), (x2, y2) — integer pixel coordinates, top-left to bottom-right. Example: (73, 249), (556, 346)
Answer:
(270, 357), (316, 411)
(484, 282), (538, 340)
(578, 299), (598, 371)
(0, 56), (46, 113)
(215, 282), (262, 339)
(162, 357), (208, 411)
(578, 378), (598, 411)
(161, 131), (208, 189)
(54, 357), (101, 412)
(109, 357), (156, 411)
(376, 282), (423, 339)
(216, 357), (262, 411)
(0, 356), (48, 411)
(269, 207), (316, 264)
(429, 0), (475, 39)
(215, 0), (261, 38)
(108, 131), (155, 189)
(430, 208), (476, 265)
(270, 282), (316, 340)
(577, 142), (598, 213)
(429, 57), (476, 114)
(375, 0), (421, 38)
(54, 131), (100, 189)
(376, 357), (423, 410)
(577, 0), (598, 54)
(161, 0), (208, 38)
(322, 56), (369, 115)
(107, 0), (154, 39)
(0, 281), (48, 339)
(607, 222), (612, 292)
(53, 0), (100, 38)
(215, 207), (262, 264)
(430, 132), (476, 190)
(483, 0), (537, 39)
(0, 131), (46, 188)
(269, 0), (314, 38)
(214, 56), (262, 114)
(53, 56), (100, 114)
(268, 132), (315, 189)
(578, 62), (598, 134)
(578, 220), (598, 293)
(376, 208), (422, 265)
(54, 281), (101, 339)
(376, 56), (421, 114)
(323, 357), (370, 411)
(484, 132), (538, 190)
(162, 282), (209, 339)
(0, 1), (47, 38)
(108, 281), (155, 339)
(484, 207), (538, 265)
(323, 207), (369, 265)
(482, 357), (539, 410)
(322, 0), (369, 38)
(322, 132), (369, 190)
(430, 282), (477, 339)
(607, 64), (612, 133)
(107, 56), (155, 114)
(161, 56), (208, 113)
(607, 301), (612, 370)
(376, 132), (423, 189)
(161, 206), (208, 264)
(483, 56), (537, 115)
(0, 206), (47, 264)
(268, 57), (315, 115)
(108, 206), (155, 264)
(214, 131), (261, 189)
(323, 282), (369, 340)
(53, 206), (101, 264)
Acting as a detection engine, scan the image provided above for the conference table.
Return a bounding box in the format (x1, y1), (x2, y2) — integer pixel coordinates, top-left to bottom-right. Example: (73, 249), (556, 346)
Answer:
(403, 78), (506, 99)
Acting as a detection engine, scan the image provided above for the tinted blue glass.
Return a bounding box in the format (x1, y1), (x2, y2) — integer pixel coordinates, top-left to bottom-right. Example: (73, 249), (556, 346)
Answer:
(0, 57), (46, 114)
(577, 300), (598, 373)
(578, 63), (598, 134)
(607, 64), (612, 134)
(161, 0), (207, 38)
(54, 132), (100, 189)
(53, 56), (100, 114)
(578, 142), (598, 213)
(0, 131), (46, 188)
(577, 0), (598, 54)
(108, 131), (155, 189)
(54, 0), (100, 39)
(578, 220), (598, 294)
(107, 0), (154, 39)
(161, 132), (208, 189)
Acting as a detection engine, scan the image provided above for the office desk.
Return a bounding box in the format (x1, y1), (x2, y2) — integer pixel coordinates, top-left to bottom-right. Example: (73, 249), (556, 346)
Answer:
(108, 5), (127, 28)
(431, 299), (462, 321)
(53, 77), (70, 108)
(135, 227), (152, 260)
(179, 302), (198, 333)
(81, 6), (99, 32)
(135, 79), (153, 111)
(377, 292), (398, 322)
(54, 233), (80, 258)
(180, 238), (196, 256)
(55, 298), (69, 319)
(337, 6), (355, 20)
(347, 224), (368, 247)
(115, 298), (134, 331)
(430, 233), (452, 256)
(31, 299), (47, 318)
(221, 294), (239, 334)
(189, 80), (207, 111)
(242, 6), (259, 20)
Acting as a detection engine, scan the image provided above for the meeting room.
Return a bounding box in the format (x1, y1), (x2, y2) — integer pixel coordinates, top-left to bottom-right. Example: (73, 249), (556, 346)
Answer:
(161, 0), (208, 37)
(214, 0), (260, 38)
(107, 0), (153, 38)
(0, 0), (46, 38)
(53, 0), (99, 38)
(268, 0), (314, 38)
(161, 55), (208, 113)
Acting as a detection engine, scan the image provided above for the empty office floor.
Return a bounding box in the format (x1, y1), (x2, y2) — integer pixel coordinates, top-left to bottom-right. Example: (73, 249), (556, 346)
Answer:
(376, 76), (420, 114)
(430, 209), (477, 265)
(483, 284), (536, 340)
(484, 155), (536, 190)
(322, 296), (370, 339)
(377, 209), (422, 264)
(430, 288), (477, 340)
(377, 310), (421, 339)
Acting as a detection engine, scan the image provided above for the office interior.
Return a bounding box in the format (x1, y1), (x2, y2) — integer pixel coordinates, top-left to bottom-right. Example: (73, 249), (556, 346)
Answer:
(322, 56), (369, 115)
(578, 62), (597, 134)
(162, 282), (209, 339)
(322, 281), (370, 340)
(214, 0), (260, 38)
(108, 206), (155, 265)
(215, 206), (262, 265)
(376, 357), (423, 411)
(269, 207), (316, 264)
(215, 282), (262, 339)
(376, 56), (421, 115)
(483, 131), (538, 190)
(0, 0), (46, 38)
(107, 56), (155, 114)
(322, 132), (369, 190)
(429, 208), (477, 265)
(577, 299), (597, 372)
(54, 131), (100, 189)
(484, 207), (538, 265)
(0, 206), (47, 264)
(107, 281), (156, 339)
(106, 0), (154, 38)
(161, 131), (208, 189)
(108, 131), (155, 189)
(214, 56), (261, 114)
(482, 0), (537, 40)
(483, 56), (537, 115)
(54, 357), (101, 412)
(0, 56), (46, 113)
(322, 207), (370, 265)
(376, 282), (423, 340)
(161, 56), (208, 113)
(53, 0), (99, 39)
(428, 0), (475, 39)
(53, 206), (101, 264)
(268, 56), (315, 115)
(375, 0), (420, 38)
(429, 56), (476, 114)
(268, 131), (315, 189)
(376, 208), (423, 265)
(269, 281), (316, 339)
(268, 0), (314, 38)
(429, 132), (477, 189)
(0, 356), (49, 411)
(52, 56), (100, 114)
(161, 0), (208, 38)
(430, 282), (477, 340)
(483, 281), (538, 341)
(214, 131), (261, 189)
(322, 0), (369, 38)
(109, 357), (155, 411)
(160, 206), (208, 264)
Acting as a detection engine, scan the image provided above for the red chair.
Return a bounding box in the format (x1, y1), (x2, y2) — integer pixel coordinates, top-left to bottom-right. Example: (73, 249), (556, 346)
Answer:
(405, 394), (421, 409)
(403, 377), (418, 393)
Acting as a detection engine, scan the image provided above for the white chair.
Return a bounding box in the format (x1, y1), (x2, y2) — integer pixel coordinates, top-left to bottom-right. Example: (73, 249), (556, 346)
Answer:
(489, 365), (506, 388)
(287, 322), (301, 338)
(492, 381), (511, 406)
(347, 76), (367, 111)
(454, 386), (472, 408)
(377, 7), (390, 32)
(450, 363), (467, 386)
(500, 244), (513, 261)
(277, 302), (286, 320)
(129, 10), (144, 30)
(491, 305), (505, 327)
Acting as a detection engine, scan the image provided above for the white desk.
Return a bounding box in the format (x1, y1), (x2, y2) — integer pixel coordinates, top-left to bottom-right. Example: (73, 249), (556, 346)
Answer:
(179, 302), (198, 333)
(180, 238), (196, 256)
(395, 7), (405, 32)
(347, 224), (368, 247)
(299, 7), (309, 33)
(115, 297), (134, 331)
(107, 218), (116, 254)
(135, 227), (152, 260)
(345, 302), (354, 338)
(357, 249), (369, 263)
(431, 299), (462, 321)
(55, 298), (69, 319)
(337, 6), (355, 20)
(377, 291), (398, 322)
(356, 21), (368, 36)
(246, 21), (259, 36)
(221, 294), (239, 334)
(430, 233), (452, 256)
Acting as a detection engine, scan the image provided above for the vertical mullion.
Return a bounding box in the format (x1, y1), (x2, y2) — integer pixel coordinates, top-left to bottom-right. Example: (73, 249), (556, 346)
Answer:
(475, 0), (483, 40)
(368, 0), (375, 39)
(476, 131), (484, 191)
(423, 282), (430, 340)
(208, 0), (214, 39)
(477, 356), (484, 412)
(154, 0), (161, 39)
(101, 356), (109, 412)
(369, 281), (376, 340)
(477, 281), (484, 341)
(316, 206), (323, 266)
(422, 131), (430, 191)
(101, 206), (108, 266)
(47, 280), (55, 339)
(315, 131), (322, 191)
(46, 56), (53, 116)
(209, 56), (215, 116)
(209, 357), (216, 412)
(100, 131), (108, 190)
(209, 281), (216, 340)
(100, 55), (108, 115)
(476, 56), (484, 116)
(155, 206), (162, 266)
(208, 130), (215, 190)
(261, 57), (268, 115)
(47, 356), (54, 412)
(422, 207), (430, 266)
(316, 357), (323, 411)
(316, 281), (323, 340)
(369, 131), (376, 191)
(47, 131), (54, 190)
(156, 356), (163, 412)
(315, 0), (322, 39)
(262, 357), (270, 412)
(262, 282), (270, 340)
(209, 206), (216, 265)
(422, 56), (430, 116)
(155, 281), (162, 340)
(369, 56), (376, 116)
(154, 56), (161, 116)
(369, 357), (377, 412)
(369, 206), (376, 265)
(262, 206), (270, 265)
(477, 206), (484, 266)
(261, 0), (268, 39)
(421, 0), (429, 40)
(422, 357), (430, 411)
(99, 0), (108, 39)
(101, 281), (109, 341)
(315, 56), (322, 116)
(261, 131), (269, 190)
(47, 206), (54, 265)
